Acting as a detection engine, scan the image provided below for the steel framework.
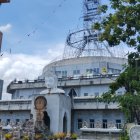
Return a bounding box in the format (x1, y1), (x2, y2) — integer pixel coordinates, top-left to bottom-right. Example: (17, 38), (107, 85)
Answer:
(63, 0), (114, 59)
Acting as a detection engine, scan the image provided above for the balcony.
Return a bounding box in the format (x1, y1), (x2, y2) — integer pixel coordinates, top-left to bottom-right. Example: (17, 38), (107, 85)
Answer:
(73, 97), (119, 110)
(0, 100), (32, 110)
(7, 74), (119, 93)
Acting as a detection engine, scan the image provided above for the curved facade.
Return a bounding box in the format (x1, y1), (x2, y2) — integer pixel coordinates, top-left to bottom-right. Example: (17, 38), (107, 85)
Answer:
(42, 56), (127, 78)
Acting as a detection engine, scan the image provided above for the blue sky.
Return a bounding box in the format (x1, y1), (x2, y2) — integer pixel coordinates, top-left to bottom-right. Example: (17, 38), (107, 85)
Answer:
(0, 0), (83, 55)
(0, 0), (85, 99)
(0, 0), (132, 99)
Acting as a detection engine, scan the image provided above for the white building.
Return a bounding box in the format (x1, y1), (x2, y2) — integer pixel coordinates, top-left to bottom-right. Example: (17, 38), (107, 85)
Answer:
(0, 79), (3, 100)
(0, 56), (127, 136)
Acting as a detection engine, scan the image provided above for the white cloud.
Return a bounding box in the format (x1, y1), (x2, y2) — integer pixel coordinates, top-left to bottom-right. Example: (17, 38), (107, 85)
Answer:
(0, 53), (49, 100)
(0, 44), (64, 100)
(0, 24), (12, 33)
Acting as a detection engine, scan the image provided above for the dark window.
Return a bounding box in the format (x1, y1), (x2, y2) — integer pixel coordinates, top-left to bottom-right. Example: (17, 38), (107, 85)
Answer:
(62, 71), (67, 77)
(73, 70), (80, 75)
(86, 69), (93, 74)
(68, 89), (77, 98)
(117, 92), (122, 95)
(102, 119), (107, 128)
(116, 120), (121, 129)
(93, 68), (99, 74)
(20, 96), (23, 99)
(55, 71), (61, 76)
(84, 93), (88, 96)
(26, 119), (29, 122)
(90, 119), (94, 128)
(95, 92), (99, 97)
(43, 111), (50, 130)
(7, 119), (10, 125)
(94, 0), (99, 4)
(78, 119), (83, 129)
(16, 119), (20, 124)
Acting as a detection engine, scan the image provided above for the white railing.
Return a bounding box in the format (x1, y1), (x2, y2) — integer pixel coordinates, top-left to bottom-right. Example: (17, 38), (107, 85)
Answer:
(0, 100), (31, 110)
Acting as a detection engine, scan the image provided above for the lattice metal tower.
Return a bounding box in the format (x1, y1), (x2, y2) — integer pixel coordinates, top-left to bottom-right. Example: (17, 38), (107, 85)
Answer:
(63, 0), (114, 59)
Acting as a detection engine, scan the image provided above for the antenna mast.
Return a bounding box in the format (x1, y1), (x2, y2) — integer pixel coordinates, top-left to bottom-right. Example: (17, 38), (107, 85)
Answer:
(63, 0), (114, 59)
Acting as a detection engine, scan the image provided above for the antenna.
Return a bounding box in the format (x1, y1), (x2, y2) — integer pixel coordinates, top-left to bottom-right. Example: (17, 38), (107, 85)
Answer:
(63, 0), (115, 59)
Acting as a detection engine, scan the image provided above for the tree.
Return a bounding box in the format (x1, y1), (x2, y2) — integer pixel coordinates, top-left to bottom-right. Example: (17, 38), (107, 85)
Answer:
(94, 0), (140, 49)
(93, 0), (140, 124)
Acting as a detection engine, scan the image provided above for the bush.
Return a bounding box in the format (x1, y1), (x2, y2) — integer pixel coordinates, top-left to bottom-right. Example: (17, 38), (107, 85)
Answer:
(23, 135), (29, 140)
(119, 131), (129, 140)
(5, 133), (13, 140)
(34, 133), (44, 140)
(71, 133), (78, 139)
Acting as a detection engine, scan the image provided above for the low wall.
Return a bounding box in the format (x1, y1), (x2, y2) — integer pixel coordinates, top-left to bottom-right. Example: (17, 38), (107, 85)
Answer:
(80, 130), (121, 140)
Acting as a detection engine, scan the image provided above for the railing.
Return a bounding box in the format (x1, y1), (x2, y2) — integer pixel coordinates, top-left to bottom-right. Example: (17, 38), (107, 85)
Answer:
(81, 122), (123, 129)
(7, 73), (119, 92)
(0, 100), (31, 110)
(73, 98), (119, 109)
(8, 74), (119, 85)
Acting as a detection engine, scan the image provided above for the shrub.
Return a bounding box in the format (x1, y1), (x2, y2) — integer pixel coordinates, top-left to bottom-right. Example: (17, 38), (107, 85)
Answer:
(5, 133), (12, 140)
(34, 133), (44, 140)
(71, 133), (78, 139)
(23, 135), (29, 140)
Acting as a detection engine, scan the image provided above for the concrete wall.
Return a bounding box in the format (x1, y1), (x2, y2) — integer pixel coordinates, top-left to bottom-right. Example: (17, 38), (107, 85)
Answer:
(43, 56), (127, 77)
(72, 110), (125, 134)
(0, 110), (30, 124)
(0, 79), (3, 100)
(10, 81), (125, 100)
(12, 88), (45, 99)
(0, 31), (2, 53)
(31, 93), (71, 134)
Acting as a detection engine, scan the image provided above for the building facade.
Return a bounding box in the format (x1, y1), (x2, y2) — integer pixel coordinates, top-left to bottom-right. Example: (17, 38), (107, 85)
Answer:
(0, 56), (127, 134)
(0, 79), (3, 100)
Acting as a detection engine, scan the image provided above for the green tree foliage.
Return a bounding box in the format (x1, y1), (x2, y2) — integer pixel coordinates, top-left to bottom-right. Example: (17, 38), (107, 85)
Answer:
(93, 0), (140, 48)
(104, 52), (140, 123)
(94, 0), (140, 124)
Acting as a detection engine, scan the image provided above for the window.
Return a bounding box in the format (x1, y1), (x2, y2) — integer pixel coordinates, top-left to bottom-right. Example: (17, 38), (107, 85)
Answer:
(7, 119), (10, 125)
(116, 120), (121, 129)
(55, 71), (61, 76)
(93, 68), (99, 74)
(94, 0), (99, 4)
(77, 119), (83, 129)
(95, 92), (99, 97)
(109, 68), (121, 74)
(68, 89), (77, 97)
(16, 91), (19, 98)
(20, 96), (23, 99)
(26, 119), (29, 122)
(16, 119), (20, 124)
(117, 91), (122, 95)
(73, 70), (80, 75)
(90, 119), (94, 128)
(28, 95), (32, 99)
(102, 119), (107, 128)
(62, 71), (67, 77)
(86, 69), (92, 74)
(84, 93), (88, 96)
